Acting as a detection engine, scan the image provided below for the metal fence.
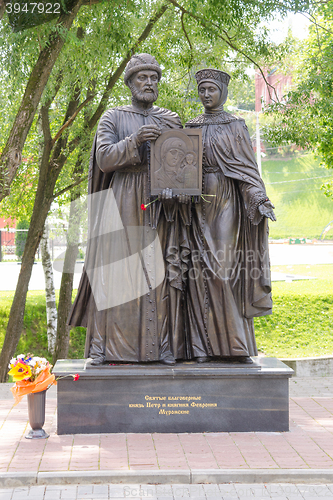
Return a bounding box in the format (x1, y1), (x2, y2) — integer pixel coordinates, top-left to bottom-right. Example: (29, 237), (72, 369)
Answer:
(0, 228), (68, 262)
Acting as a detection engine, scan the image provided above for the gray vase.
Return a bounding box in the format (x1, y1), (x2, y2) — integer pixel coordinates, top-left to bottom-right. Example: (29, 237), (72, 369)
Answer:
(26, 390), (49, 439)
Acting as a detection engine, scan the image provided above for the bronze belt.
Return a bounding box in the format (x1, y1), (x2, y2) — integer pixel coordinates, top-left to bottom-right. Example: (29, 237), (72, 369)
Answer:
(203, 165), (220, 174)
(118, 164), (148, 173)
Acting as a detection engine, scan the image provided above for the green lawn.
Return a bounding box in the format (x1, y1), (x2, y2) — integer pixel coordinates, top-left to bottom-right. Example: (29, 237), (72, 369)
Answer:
(0, 291), (85, 364)
(254, 264), (333, 358)
(262, 153), (333, 239)
(0, 264), (332, 361)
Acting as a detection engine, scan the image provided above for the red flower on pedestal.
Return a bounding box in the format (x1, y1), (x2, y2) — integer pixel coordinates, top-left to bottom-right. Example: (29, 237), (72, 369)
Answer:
(73, 374), (80, 381)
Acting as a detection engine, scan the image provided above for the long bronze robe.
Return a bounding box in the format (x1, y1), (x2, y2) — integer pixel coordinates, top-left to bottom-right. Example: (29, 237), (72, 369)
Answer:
(68, 105), (189, 363)
(185, 111), (272, 358)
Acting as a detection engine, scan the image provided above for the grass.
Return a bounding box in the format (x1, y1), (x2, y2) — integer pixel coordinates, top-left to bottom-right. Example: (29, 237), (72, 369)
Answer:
(262, 153), (333, 239)
(254, 264), (333, 358)
(0, 290), (86, 364)
(0, 263), (332, 361)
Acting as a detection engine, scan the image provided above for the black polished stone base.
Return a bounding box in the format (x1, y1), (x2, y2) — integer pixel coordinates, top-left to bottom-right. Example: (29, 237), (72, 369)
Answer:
(53, 358), (293, 435)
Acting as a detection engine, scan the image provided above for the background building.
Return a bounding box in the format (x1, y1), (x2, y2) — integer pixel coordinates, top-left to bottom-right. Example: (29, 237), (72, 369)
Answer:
(255, 68), (292, 111)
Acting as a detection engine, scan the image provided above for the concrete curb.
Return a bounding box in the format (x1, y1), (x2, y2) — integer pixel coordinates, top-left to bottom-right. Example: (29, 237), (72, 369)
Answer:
(0, 473), (36, 488)
(37, 471), (191, 485)
(2, 470), (333, 487)
(280, 356), (333, 377)
(191, 469), (333, 484)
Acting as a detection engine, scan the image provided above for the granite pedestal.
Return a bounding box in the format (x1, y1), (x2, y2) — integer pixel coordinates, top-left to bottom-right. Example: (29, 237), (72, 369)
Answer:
(53, 357), (293, 434)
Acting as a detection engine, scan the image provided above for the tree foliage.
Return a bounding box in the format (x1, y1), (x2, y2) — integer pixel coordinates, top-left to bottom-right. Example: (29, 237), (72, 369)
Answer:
(0, 0), (313, 215)
(0, 0), (314, 381)
(263, 2), (333, 198)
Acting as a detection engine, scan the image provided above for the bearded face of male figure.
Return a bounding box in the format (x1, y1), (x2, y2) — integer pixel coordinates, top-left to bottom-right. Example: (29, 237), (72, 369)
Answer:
(129, 69), (159, 104)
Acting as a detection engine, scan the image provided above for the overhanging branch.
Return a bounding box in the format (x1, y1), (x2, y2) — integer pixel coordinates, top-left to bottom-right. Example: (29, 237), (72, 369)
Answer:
(51, 95), (95, 148)
(66, 0), (169, 156)
(53, 174), (88, 200)
(166, 0), (279, 102)
(87, 0), (169, 131)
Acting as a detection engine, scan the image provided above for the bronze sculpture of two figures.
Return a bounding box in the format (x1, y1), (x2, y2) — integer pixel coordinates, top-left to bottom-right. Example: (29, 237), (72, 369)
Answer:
(68, 53), (276, 367)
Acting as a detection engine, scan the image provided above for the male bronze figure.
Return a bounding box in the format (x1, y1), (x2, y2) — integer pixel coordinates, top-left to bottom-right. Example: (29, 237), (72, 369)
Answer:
(68, 54), (188, 366)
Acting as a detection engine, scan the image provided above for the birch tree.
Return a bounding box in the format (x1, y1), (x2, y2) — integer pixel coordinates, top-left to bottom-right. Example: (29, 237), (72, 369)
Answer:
(41, 222), (57, 354)
(54, 192), (82, 361)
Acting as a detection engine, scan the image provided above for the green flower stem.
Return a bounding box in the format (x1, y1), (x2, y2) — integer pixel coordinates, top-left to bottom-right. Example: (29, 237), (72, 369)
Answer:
(201, 194), (216, 203)
(144, 197), (158, 208)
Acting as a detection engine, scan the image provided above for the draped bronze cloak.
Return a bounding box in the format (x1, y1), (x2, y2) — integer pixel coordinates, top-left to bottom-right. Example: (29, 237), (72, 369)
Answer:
(68, 105), (191, 363)
(185, 111), (272, 358)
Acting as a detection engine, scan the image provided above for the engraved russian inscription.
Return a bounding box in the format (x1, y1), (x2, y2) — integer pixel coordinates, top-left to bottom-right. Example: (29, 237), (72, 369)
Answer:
(128, 394), (218, 415)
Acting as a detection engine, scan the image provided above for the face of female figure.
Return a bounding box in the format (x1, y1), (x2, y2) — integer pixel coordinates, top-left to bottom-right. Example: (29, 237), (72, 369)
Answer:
(198, 82), (221, 110)
(165, 148), (184, 171)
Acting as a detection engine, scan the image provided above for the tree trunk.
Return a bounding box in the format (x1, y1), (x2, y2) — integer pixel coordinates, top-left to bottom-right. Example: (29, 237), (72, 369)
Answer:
(0, 82), (83, 381)
(41, 222), (57, 354)
(0, 0), (83, 202)
(0, 1), (8, 21)
(0, 184), (54, 381)
(53, 194), (81, 362)
(0, 1), (170, 381)
(0, 137), (57, 382)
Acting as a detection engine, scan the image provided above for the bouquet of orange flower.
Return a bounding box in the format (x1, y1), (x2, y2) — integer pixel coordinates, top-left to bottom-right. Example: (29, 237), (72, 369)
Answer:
(8, 354), (57, 405)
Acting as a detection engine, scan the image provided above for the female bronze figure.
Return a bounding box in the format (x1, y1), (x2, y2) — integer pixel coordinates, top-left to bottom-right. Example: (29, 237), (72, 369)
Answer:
(185, 69), (276, 364)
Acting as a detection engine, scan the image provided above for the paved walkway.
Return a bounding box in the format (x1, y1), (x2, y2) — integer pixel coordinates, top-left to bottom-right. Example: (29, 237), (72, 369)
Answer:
(2, 482), (333, 499)
(1, 378), (333, 474)
(4, 395), (333, 473)
(2, 378), (333, 498)
(268, 242), (333, 266)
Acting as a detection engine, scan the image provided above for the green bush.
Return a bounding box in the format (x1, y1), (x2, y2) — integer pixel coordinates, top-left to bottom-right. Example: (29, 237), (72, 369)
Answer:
(15, 220), (29, 260)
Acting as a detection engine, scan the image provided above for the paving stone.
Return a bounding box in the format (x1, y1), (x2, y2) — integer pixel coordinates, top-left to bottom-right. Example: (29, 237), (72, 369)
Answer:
(26, 485), (45, 499)
(295, 484), (332, 498)
(44, 486), (62, 500)
(172, 484), (205, 498)
(202, 484), (222, 498)
(0, 490), (12, 500)
(91, 484), (109, 498)
(233, 484), (256, 498)
(217, 484), (239, 500)
(109, 485), (129, 498)
(111, 484), (147, 498)
(11, 487), (30, 500)
(276, 484), (304, 499)
(60, 485), (78, 499)
(155, 485), (173, 498)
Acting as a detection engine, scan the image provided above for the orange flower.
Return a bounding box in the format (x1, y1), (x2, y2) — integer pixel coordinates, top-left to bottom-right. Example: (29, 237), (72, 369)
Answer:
(8, 362), (32, 382)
